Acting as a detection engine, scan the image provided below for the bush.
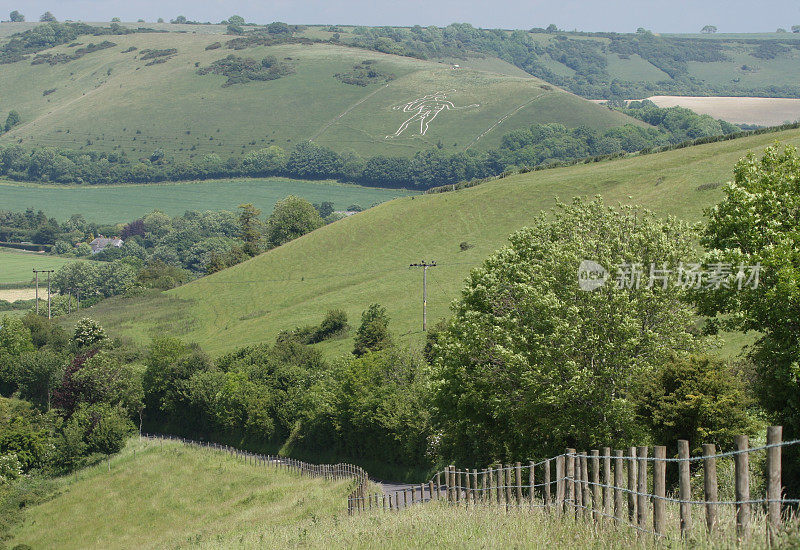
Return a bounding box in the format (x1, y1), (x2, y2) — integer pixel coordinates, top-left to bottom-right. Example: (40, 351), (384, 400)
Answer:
(353, 304), (392, 357)
(72, 318), (107, 349)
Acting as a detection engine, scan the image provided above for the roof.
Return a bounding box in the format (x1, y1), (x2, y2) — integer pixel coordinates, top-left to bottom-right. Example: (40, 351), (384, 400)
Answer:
(89, 236), (124, 253)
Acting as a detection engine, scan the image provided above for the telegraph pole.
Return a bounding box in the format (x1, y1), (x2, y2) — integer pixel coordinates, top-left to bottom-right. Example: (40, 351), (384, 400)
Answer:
(409, 261), (436, 331)
(33, 269), (55, 318)
(34, 269), (39, 315)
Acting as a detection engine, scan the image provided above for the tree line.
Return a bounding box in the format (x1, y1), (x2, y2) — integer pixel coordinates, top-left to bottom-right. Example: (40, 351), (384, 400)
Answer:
(0, 103), (744, 189)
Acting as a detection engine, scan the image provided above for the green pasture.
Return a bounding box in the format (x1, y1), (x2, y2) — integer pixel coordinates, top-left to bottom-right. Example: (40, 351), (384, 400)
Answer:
(0, 178), (416, 223)
(0, 248), (81, 284)
(74, 127), (800, 356)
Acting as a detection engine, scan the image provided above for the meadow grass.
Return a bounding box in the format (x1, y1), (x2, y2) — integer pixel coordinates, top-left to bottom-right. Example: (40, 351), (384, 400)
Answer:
(8, 438), (797, 549)
(0, 178), (416, 223)
(0, 248), (84, 284)
(72, 127), (800, 357)
(0, 32), (637, 161)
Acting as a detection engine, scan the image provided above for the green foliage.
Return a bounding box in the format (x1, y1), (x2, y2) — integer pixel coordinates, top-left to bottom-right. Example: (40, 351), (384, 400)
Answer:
(31, 41), (116, 65)
(431, 198), (701, 464)
(698, 143), (800, 488)
(334, 60), (396, 86)
(53, 260), (137, 299)
(278, 309), (349, 345)
(9, 11), (24, 22)
(14, 351), (64, 410)
(70, 403), (135, 455)
(238, 203), (263, 257)
(0, 315), (33, 357)
(39, 12), (56, 22)
(353, 304), (392, 357)
(72, 318), (107, 349)
(3, 110), (20, 132)
(636, 355), (754, 453)
(135, 260), (192, 290)
(197, 54), (295, 86)
(266, 195), (322, 248)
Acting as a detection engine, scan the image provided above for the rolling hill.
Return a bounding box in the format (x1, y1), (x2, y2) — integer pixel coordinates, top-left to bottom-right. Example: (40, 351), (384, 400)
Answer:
(72, 126), (800, 355)
(0, 25), (640, 162)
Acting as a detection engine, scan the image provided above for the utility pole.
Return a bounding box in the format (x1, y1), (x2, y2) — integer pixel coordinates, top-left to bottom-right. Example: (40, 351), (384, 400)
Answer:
(34, 269), (39, 315)
(409, 261), (436, 331)
(33, 269), (55, 318)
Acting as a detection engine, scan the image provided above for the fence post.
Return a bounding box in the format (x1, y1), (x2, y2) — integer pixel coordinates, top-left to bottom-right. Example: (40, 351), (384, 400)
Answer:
(515, 462), (523, 506)
(602, 447), (611, 520)
(613, 450), (623, 523)
(678, 439), (692, 538)
(472, 469), (479, 505)
(566, 450), (575, 515)
(505, 464), (513, 507)
(591, 450), (601, 522)
(653, 445), (666, 536)
(496, 464), (504, 506)
(465, 468), (472, 507)
(581, 453), (590, 519)
(448, 465), (455, 503)
(636, 446), (648, 530)
(555, 455), (564, 514)
(429, 480), (435, 503)
(703, 443), (718, 534)
(436, 471), (442, 500)
(767, 426), (782, 546)
(456, 468), (462, 504)
(574, 454), (583, 518)
(543, 459), (551, 511)
(481, 469), (487, 505)
(735, 435), (750, 540)
(627, 447), (637, 524)
(532, 460), (540, 510)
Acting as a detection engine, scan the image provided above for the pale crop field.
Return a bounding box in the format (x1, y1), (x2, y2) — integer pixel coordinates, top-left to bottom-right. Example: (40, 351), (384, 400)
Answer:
(645, 96), (800, 126)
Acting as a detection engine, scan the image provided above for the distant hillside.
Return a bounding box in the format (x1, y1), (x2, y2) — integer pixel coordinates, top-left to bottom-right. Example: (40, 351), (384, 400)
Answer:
(0, 25), (639, 164)
(72, 126), (800, 355)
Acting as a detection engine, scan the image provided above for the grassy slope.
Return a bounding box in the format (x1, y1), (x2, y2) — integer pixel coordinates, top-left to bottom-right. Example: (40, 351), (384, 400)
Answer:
(0, 30), (638, 161)
(9, 437), (783, 549)
(0, 248), (84, 284)
(0, 178), (416, 223)
(75, 127), (800, 355)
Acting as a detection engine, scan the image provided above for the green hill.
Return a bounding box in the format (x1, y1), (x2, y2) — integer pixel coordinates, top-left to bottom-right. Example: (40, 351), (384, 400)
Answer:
(0, 27), (639, 162)
(73, 127), (800, 355)
(6, 437), (648, 549)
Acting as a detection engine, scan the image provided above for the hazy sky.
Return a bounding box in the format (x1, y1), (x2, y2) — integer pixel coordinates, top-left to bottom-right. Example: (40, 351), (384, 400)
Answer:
(1, 0), (799, 33)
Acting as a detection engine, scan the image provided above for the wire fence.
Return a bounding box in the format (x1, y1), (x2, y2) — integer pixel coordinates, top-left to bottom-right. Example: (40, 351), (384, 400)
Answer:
(353, 426), (799, 545)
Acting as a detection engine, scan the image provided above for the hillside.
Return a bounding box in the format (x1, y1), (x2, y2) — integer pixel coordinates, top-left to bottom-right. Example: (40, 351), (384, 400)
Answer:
(72, 126), (800, 355)
(6, 437), (649, 549)
(0, 26), (639, 162)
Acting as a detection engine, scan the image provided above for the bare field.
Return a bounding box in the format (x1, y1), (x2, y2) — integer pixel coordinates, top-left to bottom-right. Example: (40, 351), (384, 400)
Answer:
(0, 288), (36, 302)
(645, 96), (800, 126)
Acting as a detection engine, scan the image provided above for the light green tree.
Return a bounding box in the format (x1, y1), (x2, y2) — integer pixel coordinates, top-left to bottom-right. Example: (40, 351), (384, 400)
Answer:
(352, 304), (392, 357)
(431, 198), (701, 464)
(73, 318), (107, 349)
(266, 195), (323, 248)
(697, 143), (800, 487)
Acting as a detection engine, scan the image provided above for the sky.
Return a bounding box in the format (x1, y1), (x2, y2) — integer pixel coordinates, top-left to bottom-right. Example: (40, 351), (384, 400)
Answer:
(1, 0), (799, 34)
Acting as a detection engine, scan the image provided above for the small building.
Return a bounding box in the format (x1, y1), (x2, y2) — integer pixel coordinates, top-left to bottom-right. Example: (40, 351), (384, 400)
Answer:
(89, 236), (124, 254)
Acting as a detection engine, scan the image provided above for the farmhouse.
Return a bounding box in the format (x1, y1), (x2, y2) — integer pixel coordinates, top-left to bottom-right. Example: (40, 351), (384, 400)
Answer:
(89, 236), (124, 254)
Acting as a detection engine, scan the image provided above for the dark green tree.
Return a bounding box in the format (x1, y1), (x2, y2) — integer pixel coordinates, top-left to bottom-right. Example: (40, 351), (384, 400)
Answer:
(9, 10), (24, 22)
(4, 110), (20, 132)
(238, 203), (263, 257)
(353, 304), (392, 357)
(39, 11), (56, 22)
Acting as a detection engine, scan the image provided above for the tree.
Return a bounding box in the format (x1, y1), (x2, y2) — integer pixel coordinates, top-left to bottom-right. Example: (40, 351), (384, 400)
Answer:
(430, 198), (700, 464)
(171, 15), (187, 24)
(313, 201), (334, 219)
(697, 144), (800, 489)
(266, 195), (323, 248)
(39, 11), (57, 22)
(227, 15), (245, 26)
(111, 17), (121, 22)
(15, 351), (65, 410)
(9, 11), (24, 22)
(636, 355), (754, 454)
(73, 318), (107, 349)
(792, 25), (800, 33)
(4, 111), (20, 132)
(353, 304), (392, 357)
(0, 315), (33, 357)
(238, 203), (263, 257)
(701, 25), (717, 34)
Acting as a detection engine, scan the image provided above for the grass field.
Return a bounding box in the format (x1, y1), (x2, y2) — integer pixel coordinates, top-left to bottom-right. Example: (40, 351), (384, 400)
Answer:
(0, 30), (639, 161)
(72, 127), (800, 357)
(0, 178), (416, 223)
(0, 248), (81, 284)
(8, 437), (794, 549)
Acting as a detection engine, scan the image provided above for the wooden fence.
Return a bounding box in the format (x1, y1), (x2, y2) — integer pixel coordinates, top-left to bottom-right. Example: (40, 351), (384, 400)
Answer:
(349, 426), (800, 544)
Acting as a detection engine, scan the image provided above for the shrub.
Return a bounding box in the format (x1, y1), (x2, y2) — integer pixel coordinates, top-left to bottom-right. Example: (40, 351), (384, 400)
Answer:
(353, 304), (392, 357)
(72, 318), (107, 349)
